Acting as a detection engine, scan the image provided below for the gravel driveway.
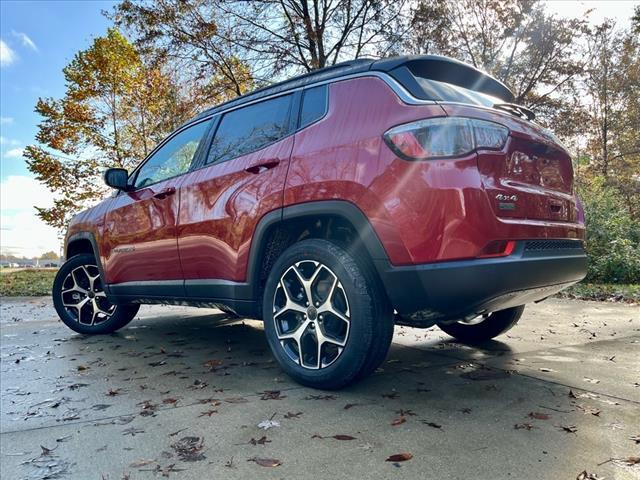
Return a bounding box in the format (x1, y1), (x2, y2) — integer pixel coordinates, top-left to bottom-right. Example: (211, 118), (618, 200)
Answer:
(1, 297), (638, 479)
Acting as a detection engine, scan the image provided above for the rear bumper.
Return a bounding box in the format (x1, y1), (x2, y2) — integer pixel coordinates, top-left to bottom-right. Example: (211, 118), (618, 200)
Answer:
(376, 240), (587, 324)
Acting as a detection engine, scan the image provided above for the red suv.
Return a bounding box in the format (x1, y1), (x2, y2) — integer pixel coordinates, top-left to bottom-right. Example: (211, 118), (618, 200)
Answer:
(53, 56), (587, 389)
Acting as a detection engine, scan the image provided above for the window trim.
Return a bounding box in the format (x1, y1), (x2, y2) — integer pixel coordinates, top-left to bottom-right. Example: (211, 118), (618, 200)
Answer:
(126, 116), (215, 192)
(297, 84), (329, 130)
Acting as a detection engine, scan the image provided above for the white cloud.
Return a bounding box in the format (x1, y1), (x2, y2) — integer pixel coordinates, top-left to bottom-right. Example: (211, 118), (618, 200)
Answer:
(0, 117), (13, 125)
(0, 176), (60, 258)
(0, 136), (20, 146)
(11, 31), (37, 52)
(4, 147), (24, 158)
(0, 39), (17, 67)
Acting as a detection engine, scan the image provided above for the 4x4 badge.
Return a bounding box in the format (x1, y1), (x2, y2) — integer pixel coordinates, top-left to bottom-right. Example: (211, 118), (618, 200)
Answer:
(495, 193), (518, 202)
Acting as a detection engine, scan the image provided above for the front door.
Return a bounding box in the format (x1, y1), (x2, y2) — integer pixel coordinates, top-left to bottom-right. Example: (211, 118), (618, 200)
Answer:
(177, 93), (297, 298)
(102, 119), (212, 290)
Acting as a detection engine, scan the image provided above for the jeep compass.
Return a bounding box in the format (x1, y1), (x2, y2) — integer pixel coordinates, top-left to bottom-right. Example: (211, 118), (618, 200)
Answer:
(53, 55), (587, 389)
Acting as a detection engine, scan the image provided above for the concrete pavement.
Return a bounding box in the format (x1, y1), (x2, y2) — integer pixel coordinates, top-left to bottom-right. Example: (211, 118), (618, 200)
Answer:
(0, 297), (638, 479)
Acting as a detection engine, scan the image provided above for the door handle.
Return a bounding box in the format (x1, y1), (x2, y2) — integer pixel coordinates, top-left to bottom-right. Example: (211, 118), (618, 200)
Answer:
(245, 159), (280, 174)
(152, 186), (176, 199)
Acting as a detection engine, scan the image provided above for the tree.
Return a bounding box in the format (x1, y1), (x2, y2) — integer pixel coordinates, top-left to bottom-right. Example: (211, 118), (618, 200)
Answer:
(40, 251), (60, 261)
(24, 28), (197, 229)
(407, 1), (589, 116)
(112, 0), (408, 84)
(112, 0), (256, 97)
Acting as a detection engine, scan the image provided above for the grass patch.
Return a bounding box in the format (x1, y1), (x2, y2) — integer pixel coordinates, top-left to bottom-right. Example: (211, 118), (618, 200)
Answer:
(0, 269), (57, 297)
(555, 283), (639, 303)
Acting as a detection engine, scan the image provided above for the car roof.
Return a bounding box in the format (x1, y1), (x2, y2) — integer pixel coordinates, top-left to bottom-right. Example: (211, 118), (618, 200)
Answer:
(183, 55), (514, 128)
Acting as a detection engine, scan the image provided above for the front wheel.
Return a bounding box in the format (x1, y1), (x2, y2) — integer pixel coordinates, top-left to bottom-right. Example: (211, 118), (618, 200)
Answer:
(263, 239), (394, 390)
(53, 254), (140, 335)
(438, 305), (525, 343)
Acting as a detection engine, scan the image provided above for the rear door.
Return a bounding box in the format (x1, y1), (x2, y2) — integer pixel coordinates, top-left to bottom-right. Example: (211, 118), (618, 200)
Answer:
(102, 119), (212, 287)
(177, 92), (298, 296)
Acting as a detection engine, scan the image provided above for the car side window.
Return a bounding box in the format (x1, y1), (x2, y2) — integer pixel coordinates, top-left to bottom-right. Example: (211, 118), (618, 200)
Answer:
(206, 94), (293, 165)
(134, 120), (211, 189)
(299, 85), (328, 128)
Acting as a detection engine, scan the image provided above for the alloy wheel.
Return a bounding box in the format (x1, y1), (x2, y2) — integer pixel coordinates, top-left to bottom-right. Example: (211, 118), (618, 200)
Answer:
(272, 260), (350, 369)
(60, 264), (116, 326)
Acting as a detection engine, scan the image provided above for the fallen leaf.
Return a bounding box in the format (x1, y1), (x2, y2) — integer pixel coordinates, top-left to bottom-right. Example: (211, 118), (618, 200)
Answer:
(106, 388), (123, 397)
(421, 421), (442, 429)
(630, 434), (640, 444)
(344, 403), (359, 410)
(249, 436), (271, 446)
(305, 394), (336, 400)
(528, 412), (551, 420)
(569, 390), (578, 399)
(249, 457), (281, 467)
(559, 425), (578, 434)
(76, 365), (89, 371)
(257, 419), (280, 430)
(171, 436), (205, 462)
(198, 410), (217, 417)
(386, 453), (413, 462)
(260, 390), (286, 400)
(284, 411), (303, 419)
(391, 416), (406, 426)
(332, 435), (356, 441)
(162, 397), (179, 406)
(624, 456), (640, 465)
(514, 423), (535, 430)
(576, 470), (604, 480)
(204, 359), (223, 370)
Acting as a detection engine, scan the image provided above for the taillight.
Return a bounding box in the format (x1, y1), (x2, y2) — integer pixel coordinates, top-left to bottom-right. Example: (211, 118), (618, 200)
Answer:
(383, 117), (509, 160)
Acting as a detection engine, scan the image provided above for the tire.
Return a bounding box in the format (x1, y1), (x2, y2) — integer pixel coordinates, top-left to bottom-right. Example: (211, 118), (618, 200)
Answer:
(262, 239), (394, 389)
(438, 305), (525, 343)
(53, 254), (140, 335)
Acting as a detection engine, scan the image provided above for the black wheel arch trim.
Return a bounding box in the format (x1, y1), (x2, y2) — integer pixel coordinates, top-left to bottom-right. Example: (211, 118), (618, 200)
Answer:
(65, 232), (107, 288)
(245, 200), (391, 298)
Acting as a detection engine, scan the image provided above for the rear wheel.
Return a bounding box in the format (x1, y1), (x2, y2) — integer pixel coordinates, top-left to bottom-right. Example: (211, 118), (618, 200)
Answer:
(53, 254), (139, 335)
(263, 239), (393, 389)
(438, 305), (524, 343)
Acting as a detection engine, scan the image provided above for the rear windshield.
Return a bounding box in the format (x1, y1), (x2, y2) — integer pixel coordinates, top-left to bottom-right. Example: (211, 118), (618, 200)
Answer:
(415, 77), (502, 107)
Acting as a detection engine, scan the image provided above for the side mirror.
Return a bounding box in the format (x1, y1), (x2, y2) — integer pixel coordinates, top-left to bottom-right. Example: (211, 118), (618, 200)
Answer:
(103, 168), (130, 191)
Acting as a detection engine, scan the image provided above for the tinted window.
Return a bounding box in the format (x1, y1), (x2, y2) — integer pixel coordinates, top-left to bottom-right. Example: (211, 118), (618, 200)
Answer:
(415, 77), (501, 107)
(207, 94), (293, 164)
(134, 120), (210, 188)
(299, 85), (328, 128)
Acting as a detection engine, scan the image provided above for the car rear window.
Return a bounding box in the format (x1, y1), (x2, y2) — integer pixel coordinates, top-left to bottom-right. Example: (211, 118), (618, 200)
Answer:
(415, 77), (501, 108)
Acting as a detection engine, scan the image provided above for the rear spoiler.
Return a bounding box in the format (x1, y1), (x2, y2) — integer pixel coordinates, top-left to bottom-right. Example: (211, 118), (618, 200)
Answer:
(371, 55), (515, 104)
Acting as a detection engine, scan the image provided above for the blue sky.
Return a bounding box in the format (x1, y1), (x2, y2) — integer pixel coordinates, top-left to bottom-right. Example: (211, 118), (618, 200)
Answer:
(0, 0), (637, 258)
(1, 1), (114, 257)
(1, 0), (114, 180)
